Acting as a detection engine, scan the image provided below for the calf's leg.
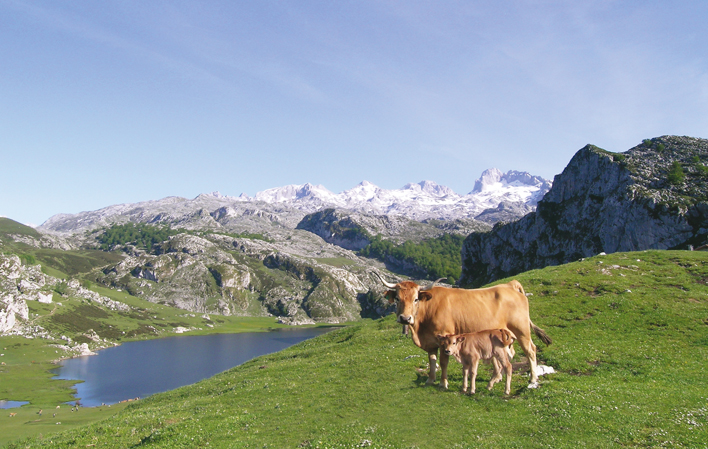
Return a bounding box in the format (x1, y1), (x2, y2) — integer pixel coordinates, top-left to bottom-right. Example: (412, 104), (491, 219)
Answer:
(470, 357), (480, 394)
(461, 363), (470, 394)
(487, 357), (503, 390)
(503, 356), (513, 395)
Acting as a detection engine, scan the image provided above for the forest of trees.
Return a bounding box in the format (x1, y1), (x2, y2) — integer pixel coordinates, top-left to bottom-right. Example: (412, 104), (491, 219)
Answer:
(96, 223), (271, 253)
(96, 223), (179, 252)
(359, 233), (465, 283)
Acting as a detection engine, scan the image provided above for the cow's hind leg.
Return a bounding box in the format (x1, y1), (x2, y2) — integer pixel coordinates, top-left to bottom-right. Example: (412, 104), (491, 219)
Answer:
(426, 350), (438, 385)
(516, 333), (539, 385)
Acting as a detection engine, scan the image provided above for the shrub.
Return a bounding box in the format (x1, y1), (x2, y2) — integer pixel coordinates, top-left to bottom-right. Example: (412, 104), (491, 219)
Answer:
(19, 254), (36, 265)
(667, 161), (685, 185)
(97, 223), (179, 252)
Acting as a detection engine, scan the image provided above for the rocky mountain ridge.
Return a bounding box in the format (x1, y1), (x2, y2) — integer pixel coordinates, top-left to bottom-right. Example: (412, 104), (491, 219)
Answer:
(459, 135), (708, 286)
(38, 169), (551, 236)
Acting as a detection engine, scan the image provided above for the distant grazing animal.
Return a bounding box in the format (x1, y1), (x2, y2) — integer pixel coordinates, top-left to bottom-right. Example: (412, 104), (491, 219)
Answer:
(377, 275), (551, 388)
(437, 329), (516, 395)
(9, 412), (16, 417)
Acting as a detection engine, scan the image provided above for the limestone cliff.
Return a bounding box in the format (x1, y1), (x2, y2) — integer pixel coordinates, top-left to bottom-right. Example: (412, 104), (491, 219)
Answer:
(460, 136), (708, 286)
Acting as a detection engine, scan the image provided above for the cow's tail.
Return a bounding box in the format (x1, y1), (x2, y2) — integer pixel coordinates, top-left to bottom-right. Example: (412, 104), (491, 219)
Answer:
(530, 321), (552, 346)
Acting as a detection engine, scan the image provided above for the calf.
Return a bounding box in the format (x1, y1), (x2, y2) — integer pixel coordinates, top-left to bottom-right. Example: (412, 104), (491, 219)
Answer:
(436, 329), (516, 395)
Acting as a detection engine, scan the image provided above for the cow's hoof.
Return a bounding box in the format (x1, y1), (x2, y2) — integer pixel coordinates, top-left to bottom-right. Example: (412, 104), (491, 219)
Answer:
(527, 382), (539, 389)
(425, 379), (436, 386)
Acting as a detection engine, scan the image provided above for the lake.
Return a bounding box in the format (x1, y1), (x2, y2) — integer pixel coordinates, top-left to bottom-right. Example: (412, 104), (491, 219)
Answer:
(53, 327), (333, 407)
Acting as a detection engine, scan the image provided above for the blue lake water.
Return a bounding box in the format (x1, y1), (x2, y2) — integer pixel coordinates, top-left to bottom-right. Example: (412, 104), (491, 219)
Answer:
(0, 400), (29, 409)
(53, 327), (333, 407)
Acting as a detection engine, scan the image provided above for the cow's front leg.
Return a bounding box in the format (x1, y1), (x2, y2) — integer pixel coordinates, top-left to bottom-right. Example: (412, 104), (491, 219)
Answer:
(439, 351), (450, 390)
(426, 351), (437, 385)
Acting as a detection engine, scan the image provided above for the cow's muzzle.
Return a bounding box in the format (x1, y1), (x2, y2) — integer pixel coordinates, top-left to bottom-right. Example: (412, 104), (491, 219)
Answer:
(397, 314), (414, 325)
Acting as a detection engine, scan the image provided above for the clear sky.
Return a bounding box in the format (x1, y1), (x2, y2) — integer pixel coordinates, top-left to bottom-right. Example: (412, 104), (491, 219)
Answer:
(1, 1), (707, 226)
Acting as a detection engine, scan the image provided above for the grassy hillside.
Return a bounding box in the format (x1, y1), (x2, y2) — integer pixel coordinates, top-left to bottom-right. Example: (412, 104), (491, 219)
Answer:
(4, 250), (707, 448)
(0, 283), (304, 447)
(0, 217), (123, 278)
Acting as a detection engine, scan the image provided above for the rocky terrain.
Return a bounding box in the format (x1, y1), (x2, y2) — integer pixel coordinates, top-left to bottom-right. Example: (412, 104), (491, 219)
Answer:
(460, 136), (708, 286)
(93, 230), (393, 323)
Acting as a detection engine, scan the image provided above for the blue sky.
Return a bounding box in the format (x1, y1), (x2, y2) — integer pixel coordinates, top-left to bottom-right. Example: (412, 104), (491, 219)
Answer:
(1, 1), (707, 226)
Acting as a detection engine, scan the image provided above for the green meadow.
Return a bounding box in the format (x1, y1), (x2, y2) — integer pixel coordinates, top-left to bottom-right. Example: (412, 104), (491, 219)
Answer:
(2, 249), (707, 447)
(0, 284), (304, 447)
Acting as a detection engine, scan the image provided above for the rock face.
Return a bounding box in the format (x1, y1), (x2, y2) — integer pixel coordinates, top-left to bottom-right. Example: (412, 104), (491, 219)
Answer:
(296, 209), (373, 251)
(460, 136), (708, 286)
(0, 253), (131, 336)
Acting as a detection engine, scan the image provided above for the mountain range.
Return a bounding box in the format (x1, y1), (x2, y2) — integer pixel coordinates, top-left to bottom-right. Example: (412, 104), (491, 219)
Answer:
(39, 169), (552, 235)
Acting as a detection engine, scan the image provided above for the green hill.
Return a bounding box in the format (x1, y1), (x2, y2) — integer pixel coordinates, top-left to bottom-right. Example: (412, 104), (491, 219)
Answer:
(0, 217), (123, 278)
(0, 218), (41, 238)
(6, 250), (708, 448)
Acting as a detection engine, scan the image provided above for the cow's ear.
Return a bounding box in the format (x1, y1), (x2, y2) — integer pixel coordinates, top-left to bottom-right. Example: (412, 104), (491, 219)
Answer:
(436, 334), (444, 341)
(457, 336), (466, 343)
(384, 290), (397, 303)
(418, 291), (433, 301)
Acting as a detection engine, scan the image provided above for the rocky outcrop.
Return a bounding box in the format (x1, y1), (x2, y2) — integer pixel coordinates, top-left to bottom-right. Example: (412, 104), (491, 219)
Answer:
(94, 231), (391, 322)
(297, 209), (491, 250)
(296, 209), (372, 250)
(0, 254), (130, 336)
(460, 136), (708, 286)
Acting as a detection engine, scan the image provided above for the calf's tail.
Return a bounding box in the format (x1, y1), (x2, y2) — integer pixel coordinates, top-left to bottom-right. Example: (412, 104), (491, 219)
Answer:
(530, 321), (552, 346)
(499, 328), (516, 347)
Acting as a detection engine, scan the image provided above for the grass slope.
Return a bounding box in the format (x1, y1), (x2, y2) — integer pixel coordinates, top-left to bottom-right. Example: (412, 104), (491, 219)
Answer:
(5, 250), (708, 448)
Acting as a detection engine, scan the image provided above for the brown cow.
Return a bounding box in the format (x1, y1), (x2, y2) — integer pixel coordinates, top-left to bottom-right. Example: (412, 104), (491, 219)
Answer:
(437, 329), (516, 395)
(378, 275), (551, 388)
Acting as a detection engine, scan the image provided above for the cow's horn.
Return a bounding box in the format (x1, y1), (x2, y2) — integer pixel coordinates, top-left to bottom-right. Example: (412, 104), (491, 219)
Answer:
(373, 271), (397, 289)
(421, 277), (447, 291)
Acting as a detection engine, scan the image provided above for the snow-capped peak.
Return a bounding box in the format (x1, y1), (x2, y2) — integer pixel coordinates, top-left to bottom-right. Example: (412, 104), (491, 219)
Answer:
(254, 183), (335, 203)
(240, 169), (551, 221)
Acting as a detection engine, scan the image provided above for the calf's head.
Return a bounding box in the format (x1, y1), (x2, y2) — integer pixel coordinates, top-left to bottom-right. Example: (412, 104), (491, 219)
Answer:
(436, 333), (465, 356)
